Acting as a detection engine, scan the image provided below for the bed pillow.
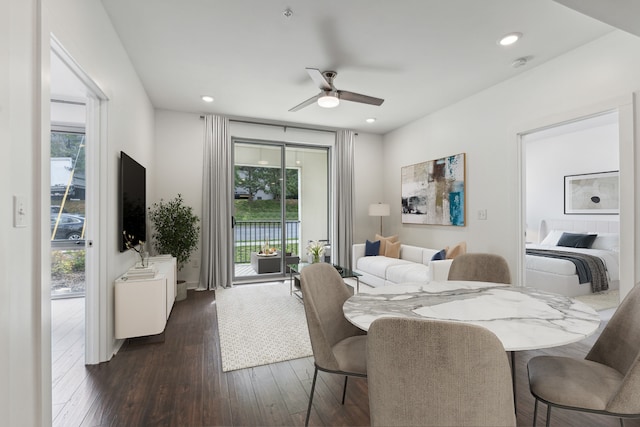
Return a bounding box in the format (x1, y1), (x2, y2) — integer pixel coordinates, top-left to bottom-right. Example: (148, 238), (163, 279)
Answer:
(365, 239), (381, 256)
(591, 233), (620, 252)
(557, 232), (598, 249)
(540, 230), (566, 246)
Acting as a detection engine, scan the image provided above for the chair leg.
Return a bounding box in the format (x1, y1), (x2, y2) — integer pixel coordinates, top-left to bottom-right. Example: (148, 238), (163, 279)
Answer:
(341, 376), (349, 404)
(305, 367), (319, 427)
(546, 404), (551, 427)
(533, 399), (538, 426)
(620, 418), (624, 427)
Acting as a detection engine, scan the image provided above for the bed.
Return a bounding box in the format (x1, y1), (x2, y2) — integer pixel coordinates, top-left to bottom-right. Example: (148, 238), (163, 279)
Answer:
(525, 219), (620, 297)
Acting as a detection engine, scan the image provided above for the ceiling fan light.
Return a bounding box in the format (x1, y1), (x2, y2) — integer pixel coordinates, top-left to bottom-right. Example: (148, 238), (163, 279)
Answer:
(317, 92), (340, 108)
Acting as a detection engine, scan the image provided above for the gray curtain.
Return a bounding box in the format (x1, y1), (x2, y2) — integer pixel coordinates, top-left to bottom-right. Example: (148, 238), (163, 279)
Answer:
(335, 129), (355, 269)
(199, 115), (233, 290)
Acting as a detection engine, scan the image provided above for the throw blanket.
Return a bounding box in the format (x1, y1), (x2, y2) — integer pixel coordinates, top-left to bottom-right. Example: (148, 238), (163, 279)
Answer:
(526, 249), (609, 292)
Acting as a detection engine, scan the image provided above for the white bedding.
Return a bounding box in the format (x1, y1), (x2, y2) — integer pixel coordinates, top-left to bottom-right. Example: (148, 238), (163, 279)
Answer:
(525, 222), (620, 296)
(525, 244), (620, 282)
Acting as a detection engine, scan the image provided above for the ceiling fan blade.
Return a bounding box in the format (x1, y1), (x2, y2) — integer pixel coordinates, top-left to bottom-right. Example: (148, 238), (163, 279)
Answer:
(289, 93), (321, 112)
(339, 90), (385, 106)
(306, 68), (332, 91)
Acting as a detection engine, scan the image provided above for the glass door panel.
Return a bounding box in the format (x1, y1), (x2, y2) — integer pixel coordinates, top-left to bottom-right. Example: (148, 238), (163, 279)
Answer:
(286, 146), (329, 263)
(50, 126), (86, 298)
(233, 142), (285, 279)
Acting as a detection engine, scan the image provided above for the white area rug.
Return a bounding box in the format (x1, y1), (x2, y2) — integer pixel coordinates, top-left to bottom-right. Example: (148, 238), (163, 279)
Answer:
(216, 282), (312, 372)
(575, 290), (620, 311)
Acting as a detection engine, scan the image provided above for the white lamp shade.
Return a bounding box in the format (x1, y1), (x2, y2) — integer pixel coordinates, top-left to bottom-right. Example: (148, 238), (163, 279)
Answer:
(369, 203), (390, 216)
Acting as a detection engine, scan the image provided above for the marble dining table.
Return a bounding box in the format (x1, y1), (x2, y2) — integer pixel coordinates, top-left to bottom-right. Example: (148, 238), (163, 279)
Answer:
(343, 280), (601, 352)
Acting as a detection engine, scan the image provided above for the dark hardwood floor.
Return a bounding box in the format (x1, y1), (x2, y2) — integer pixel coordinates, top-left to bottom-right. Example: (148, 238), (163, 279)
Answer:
(52, 289), (639, 427)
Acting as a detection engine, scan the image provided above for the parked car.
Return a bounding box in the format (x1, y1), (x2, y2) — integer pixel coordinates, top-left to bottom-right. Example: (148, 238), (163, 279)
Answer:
(50, 213), (85, 240)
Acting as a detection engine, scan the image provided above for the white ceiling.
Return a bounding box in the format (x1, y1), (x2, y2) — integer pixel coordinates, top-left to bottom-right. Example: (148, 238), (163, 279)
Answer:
(95, 0), (614, 134)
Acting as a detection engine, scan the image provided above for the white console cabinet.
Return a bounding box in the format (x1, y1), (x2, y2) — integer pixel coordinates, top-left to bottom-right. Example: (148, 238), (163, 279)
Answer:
(114, 256), (177, 339)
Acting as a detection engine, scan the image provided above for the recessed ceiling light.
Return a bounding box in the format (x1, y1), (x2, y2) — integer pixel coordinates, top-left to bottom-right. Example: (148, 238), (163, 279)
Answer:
(498, 32), (522, 46)
(366, 118), (377, 123)
(257, 160), (269, 165)
(201, 95), (214, 103)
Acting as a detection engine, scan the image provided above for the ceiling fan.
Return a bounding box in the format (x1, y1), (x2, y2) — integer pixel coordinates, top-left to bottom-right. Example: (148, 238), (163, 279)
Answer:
(289, 68), (385, 112)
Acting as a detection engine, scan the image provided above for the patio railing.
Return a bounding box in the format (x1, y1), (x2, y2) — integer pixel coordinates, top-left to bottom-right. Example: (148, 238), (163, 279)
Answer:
(234, 220), (300, 263)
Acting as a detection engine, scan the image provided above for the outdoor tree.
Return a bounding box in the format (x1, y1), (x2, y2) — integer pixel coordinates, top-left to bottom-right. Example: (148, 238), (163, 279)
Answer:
(235, 166), (299, 201)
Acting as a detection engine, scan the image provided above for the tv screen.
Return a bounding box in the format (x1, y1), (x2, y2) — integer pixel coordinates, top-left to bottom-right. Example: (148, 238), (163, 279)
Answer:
(119, 151), (146, 252)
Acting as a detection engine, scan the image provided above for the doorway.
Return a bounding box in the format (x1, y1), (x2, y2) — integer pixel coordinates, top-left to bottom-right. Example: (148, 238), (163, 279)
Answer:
(50, 37), (108, 422)
(518, 105), (631, 301)
(232, 141), (329, 282)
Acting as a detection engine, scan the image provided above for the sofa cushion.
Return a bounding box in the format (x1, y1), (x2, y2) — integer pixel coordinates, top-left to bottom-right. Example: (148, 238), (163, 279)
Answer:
(375, 234), (398, 255)
(446, 241), (467, 259)
(365, 239), (381, 256)
(420, 248), (438, 264)
(401, 245), (424, 263)
(431, 249), (447, 261)
(385, 241), (401, 258)
(386, 263), (429, 283)
(357, 255), (413, 279)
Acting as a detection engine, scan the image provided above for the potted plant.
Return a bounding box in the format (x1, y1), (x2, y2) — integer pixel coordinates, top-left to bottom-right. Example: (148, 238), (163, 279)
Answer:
(148, 194), (200, 301)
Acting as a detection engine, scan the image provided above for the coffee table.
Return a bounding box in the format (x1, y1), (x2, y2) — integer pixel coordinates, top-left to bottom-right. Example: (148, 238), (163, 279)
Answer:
(288, 262), (362, 296)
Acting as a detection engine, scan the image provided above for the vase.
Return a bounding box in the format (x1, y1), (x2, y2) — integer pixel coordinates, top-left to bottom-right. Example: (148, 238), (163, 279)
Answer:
(139, 251), (148, 267)
(312, 254), (321, 263)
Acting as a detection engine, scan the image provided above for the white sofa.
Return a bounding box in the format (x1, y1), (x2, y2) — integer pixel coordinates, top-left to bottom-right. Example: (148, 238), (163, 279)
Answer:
(352, 243), (453, 287)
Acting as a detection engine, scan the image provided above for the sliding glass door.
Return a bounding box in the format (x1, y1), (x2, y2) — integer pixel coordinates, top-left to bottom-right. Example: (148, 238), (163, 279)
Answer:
(233, 140), (329, 281)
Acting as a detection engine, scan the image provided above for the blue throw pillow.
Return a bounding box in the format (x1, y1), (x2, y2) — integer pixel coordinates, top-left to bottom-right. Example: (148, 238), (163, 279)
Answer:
(365, 240), (381, 256)
(431, 249), (447, 261)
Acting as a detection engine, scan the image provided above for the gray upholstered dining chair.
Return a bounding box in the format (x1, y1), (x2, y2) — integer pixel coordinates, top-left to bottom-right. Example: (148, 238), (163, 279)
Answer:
(447, 252), (511, 284)
(367, 317), (516, 427)
(299, 263), (367, 426)
(528, 284), (640, 426)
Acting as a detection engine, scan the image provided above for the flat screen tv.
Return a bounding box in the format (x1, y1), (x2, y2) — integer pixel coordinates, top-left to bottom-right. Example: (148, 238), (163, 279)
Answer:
(119, 151), (146, 252)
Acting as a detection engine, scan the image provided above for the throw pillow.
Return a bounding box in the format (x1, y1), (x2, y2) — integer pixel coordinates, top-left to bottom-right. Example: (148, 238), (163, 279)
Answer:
(557, 232), (598, 249)
(385, 241), (401, 258)
(446, 241), (467, 259)
(431, 249), (447, 261)
(365, 239), (381, 256)
(375, 234), (399, 256)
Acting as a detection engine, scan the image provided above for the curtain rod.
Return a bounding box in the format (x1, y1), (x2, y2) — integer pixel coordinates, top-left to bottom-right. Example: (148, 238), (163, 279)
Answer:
(199, 115), (356, 135)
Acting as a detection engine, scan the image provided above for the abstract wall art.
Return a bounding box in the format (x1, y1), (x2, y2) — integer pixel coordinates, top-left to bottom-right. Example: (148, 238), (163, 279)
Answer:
(401, 153), (466, 226)
(564, 170), (619, 214)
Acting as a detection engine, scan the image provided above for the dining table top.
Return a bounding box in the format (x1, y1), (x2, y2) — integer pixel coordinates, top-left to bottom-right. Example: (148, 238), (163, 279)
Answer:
(343, 280), (601, 352)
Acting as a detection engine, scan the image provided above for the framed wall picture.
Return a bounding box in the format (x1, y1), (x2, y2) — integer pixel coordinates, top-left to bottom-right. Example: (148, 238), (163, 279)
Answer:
(564, 171), (619, 214)
(401, 153), (465, 226)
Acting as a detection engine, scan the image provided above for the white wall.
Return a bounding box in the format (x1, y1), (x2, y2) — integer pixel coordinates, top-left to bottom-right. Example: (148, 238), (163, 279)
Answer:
(353, 133), (385, 242)
(382, 30), (640, 288)
(46, 0), (156, 362)
(153, 110), (203, 285)
(525, 114), (619, 242)
(1, 1), (44, 425)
